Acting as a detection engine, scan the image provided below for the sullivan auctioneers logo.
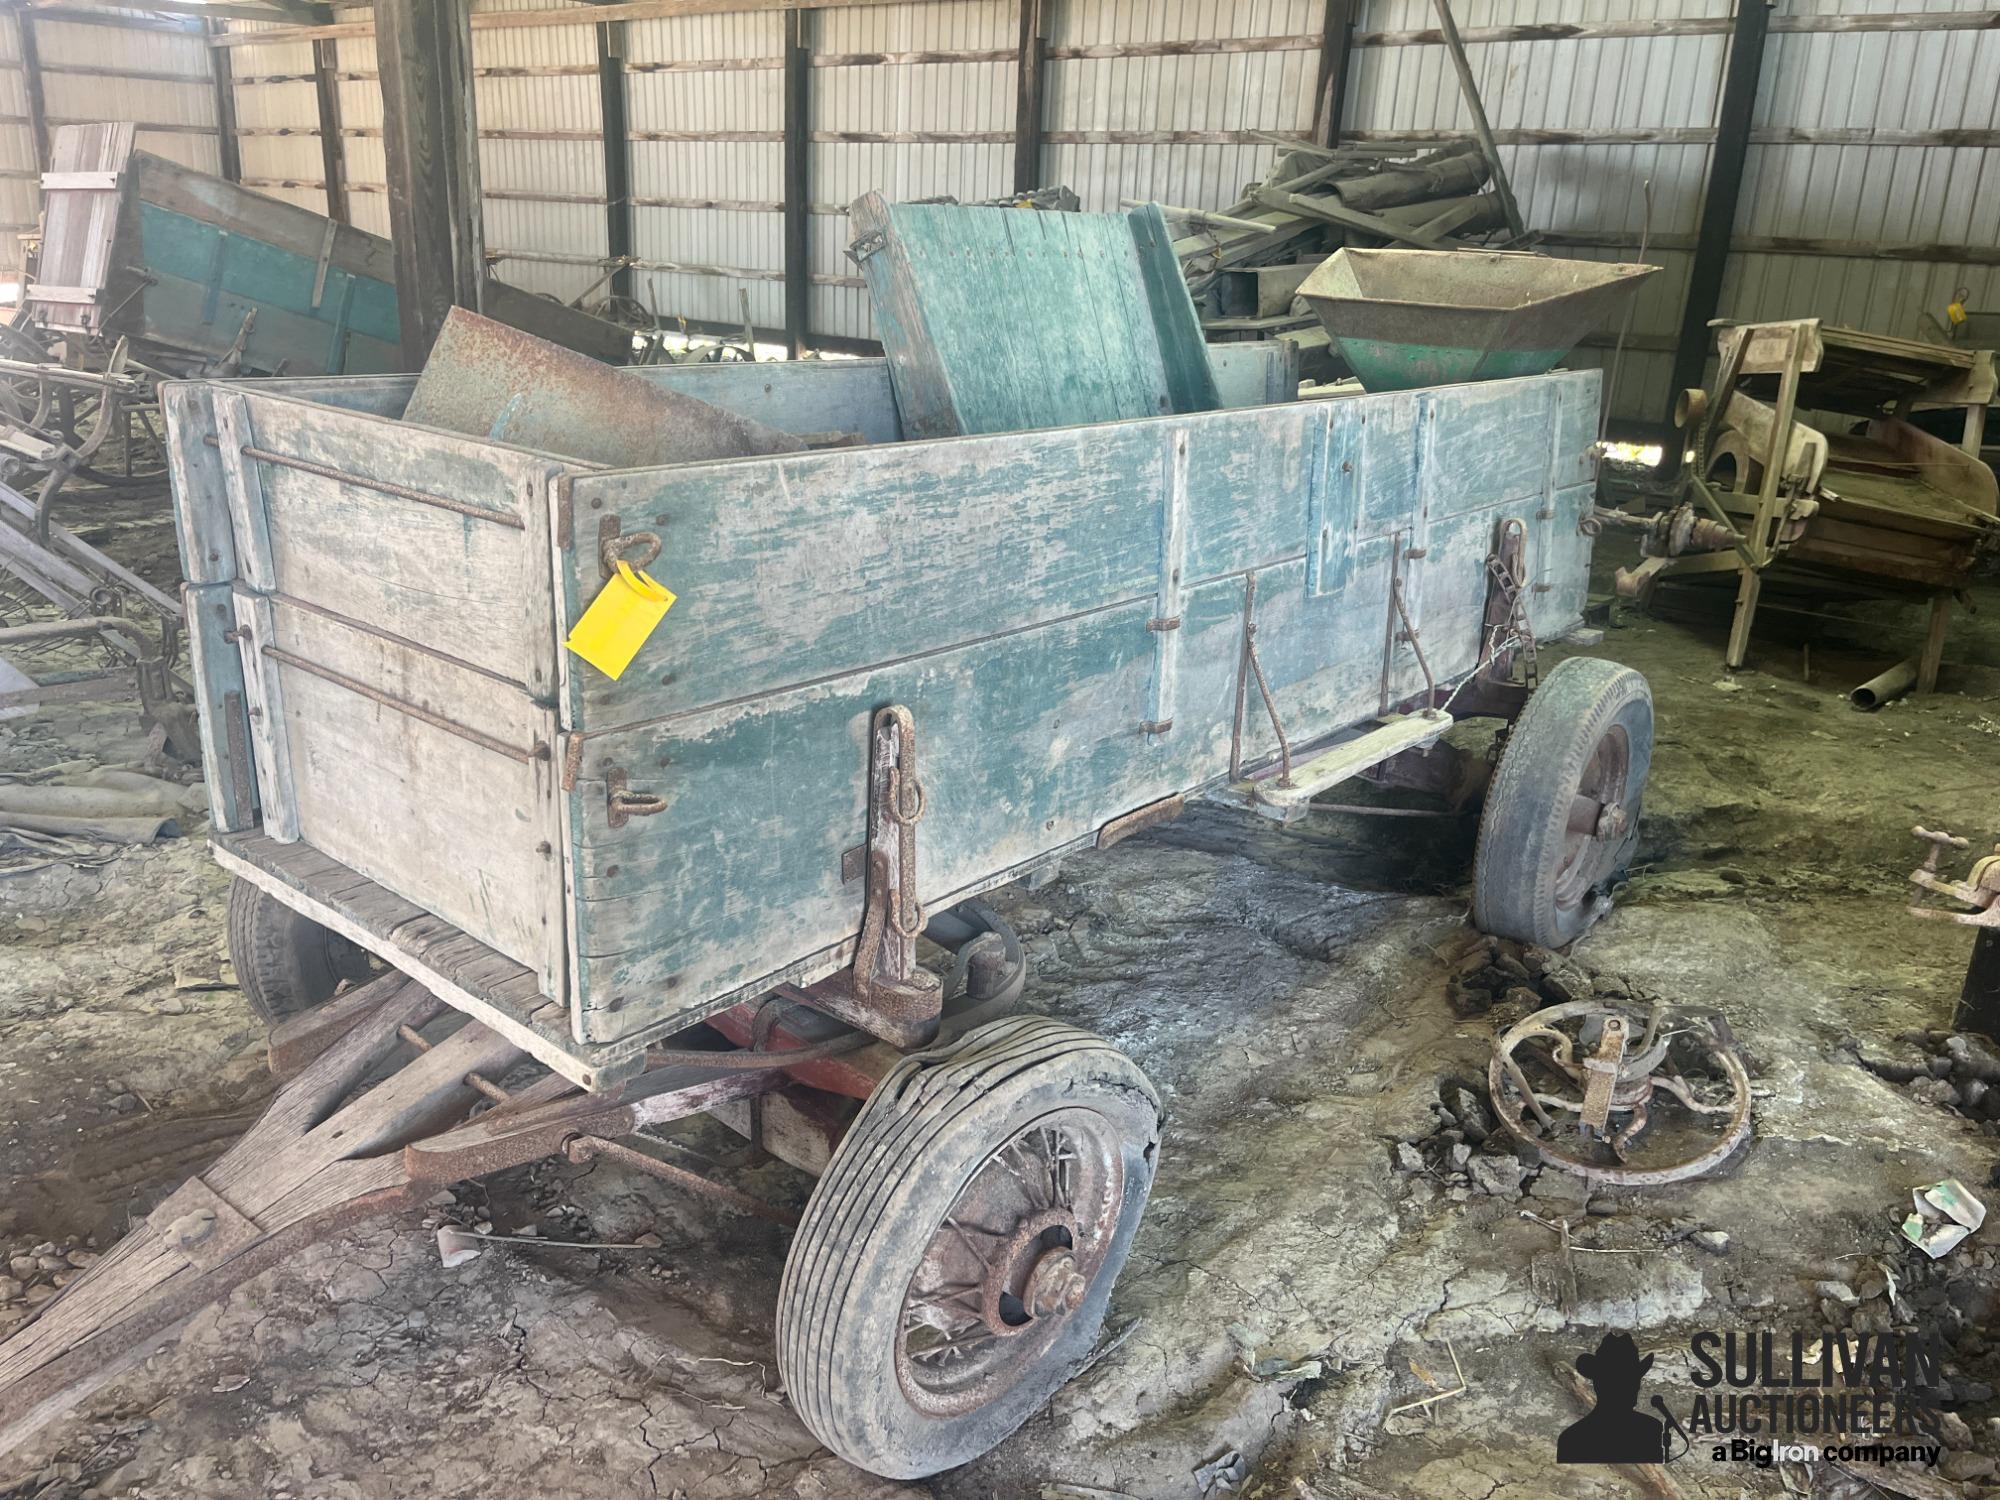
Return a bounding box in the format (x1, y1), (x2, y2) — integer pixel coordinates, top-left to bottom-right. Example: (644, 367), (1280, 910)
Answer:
(1558, 1329), (1949, 1471)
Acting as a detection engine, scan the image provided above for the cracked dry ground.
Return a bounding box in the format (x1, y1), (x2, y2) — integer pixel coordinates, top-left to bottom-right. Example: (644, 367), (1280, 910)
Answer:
(4, 566), (2000, 1500)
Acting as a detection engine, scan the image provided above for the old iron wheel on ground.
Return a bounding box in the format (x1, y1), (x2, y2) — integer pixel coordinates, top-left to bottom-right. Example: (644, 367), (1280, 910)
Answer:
(226, 876), (378, 1027)
(776, 1015), (1160, 1479)
(1472, 656), (1653, 947)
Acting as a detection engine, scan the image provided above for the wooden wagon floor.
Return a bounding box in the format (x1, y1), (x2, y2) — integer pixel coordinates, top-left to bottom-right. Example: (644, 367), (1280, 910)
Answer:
(5, 511), (2000, 1497)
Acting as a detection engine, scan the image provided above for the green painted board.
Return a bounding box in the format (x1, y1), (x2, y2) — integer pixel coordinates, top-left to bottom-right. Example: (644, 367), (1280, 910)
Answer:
(850, 193), (1224, 439)
(555, 369), (1603, 1045)
(133, 202), (402, 377)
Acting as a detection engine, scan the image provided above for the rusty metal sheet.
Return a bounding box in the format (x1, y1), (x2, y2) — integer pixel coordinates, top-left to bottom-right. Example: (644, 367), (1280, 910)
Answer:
(403, 308), (805, 467)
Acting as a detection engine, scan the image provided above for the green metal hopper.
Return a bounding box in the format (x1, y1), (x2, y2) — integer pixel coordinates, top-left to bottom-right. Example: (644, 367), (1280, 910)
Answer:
(1298, 248), (1660, 393)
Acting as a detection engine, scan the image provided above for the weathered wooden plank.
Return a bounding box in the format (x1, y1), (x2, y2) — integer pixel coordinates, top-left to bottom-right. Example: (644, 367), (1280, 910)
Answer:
(559, 406), (1306, 731)
(131, 203), (401, 373)
(129, 147), (395, 296)
(213, 834), (643, 1090)
(233, 391), (564, 692)
(566, 595), (1189, 1037)
(213, 389), (274, 590)
(1225, 711), (1452, 814)
(849, 191), (1220, 439)
(160, 382), (237, 584)
(183, 582), (257, 833)
(231, 592), (297, 842)
(261, 605), (563, 993)
(217, 346), (1286, 446)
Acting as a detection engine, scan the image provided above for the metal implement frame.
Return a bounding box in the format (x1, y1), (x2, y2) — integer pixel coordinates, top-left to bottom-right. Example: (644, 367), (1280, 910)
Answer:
(1640, 318), (1996, 687)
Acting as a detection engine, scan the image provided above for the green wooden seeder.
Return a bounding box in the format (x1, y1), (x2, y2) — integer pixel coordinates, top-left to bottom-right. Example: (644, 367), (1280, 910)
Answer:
(31, 124), (629, 375)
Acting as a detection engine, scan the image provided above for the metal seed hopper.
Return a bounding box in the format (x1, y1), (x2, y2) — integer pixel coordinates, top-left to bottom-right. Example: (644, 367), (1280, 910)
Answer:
(1, 203), (1655, 1480)
(1299, 247), (1658, 392)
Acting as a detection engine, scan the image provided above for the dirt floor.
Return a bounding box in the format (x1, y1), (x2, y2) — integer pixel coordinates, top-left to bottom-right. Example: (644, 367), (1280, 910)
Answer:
(4, 499), (2000, 1500)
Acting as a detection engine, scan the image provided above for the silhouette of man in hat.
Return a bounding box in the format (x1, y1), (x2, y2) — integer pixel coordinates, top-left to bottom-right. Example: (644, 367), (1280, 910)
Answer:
(1558, 1333), (1666, 1464)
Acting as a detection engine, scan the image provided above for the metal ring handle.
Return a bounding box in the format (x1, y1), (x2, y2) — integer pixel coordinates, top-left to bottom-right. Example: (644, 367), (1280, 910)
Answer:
(889, 768), (926, 825)
(601, 530), (662, 579)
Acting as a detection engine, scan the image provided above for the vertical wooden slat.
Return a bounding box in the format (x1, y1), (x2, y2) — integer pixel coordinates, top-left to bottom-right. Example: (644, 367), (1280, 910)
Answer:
(596, 17), (633, 304)
(1312, 0), (1355, 146)
(208, 19), (242, 183)
(1668, 0), (1773, 415)
(782, 7), (810, 359)
(1011, 0), (1046, 193)
(17, 10), (47, 174)
(375, 0), (485, 365)
(312, 37), (348, 223)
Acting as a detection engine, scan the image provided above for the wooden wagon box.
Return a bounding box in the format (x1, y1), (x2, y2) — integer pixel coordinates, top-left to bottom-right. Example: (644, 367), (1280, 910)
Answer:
(163, 350), (1601, 1091)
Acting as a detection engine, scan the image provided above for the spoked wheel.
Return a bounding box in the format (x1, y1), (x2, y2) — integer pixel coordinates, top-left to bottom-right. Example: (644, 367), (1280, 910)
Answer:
(1472, 656), (1653, 947)
(227, 876), (380, 1027)
(1488, 999), (1753, 1185)
(778, 1015), (1160, 1479)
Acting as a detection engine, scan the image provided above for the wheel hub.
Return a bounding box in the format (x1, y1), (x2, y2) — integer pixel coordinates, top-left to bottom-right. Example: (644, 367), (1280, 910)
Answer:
(895, 1109), (1127, 1416)
(1023, 1247), (1087, 1320)
(978, 1208), (1084, 1335)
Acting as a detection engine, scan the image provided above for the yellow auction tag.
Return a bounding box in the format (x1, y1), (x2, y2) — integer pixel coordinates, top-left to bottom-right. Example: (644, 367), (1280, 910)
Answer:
(564, 560), (675, 680)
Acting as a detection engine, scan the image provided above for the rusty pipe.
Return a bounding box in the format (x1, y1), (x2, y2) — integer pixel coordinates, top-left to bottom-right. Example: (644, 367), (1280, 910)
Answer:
(1851, 658), (1918, 710)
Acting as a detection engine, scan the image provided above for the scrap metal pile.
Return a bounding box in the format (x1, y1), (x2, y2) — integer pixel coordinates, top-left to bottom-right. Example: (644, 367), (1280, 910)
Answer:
(1160, 139), (1526, 384)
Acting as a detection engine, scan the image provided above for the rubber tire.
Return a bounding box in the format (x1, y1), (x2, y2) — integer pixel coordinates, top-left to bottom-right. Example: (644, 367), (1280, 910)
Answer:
(1472, 656), (1654, 948)
(226, 876), (376, 1027)
(777, 1015), (1160, 1480)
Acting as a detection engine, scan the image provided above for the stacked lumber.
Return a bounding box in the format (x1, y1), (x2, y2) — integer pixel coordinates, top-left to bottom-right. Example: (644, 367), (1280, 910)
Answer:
(1149, 139), (1520, 383)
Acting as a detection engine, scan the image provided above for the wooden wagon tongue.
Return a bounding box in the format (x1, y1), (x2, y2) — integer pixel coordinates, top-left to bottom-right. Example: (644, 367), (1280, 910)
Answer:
(0, 971), (829, 1458)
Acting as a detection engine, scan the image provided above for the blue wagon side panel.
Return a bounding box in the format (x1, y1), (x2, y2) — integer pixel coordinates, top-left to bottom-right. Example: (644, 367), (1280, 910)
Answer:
(557, 369), (1602, 1044)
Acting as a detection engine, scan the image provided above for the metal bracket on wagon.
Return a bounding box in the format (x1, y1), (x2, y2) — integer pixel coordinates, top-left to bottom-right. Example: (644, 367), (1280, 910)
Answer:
(792, 704), (943, 1049)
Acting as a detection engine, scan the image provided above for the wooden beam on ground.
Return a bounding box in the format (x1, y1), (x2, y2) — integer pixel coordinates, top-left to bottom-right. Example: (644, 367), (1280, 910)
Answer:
(595, 16), (633, 303)
(782, 7), (810, 358)
(1668, 0), (1772, 416)
(15, 9), (46, 174)
(312, 37), (347, 222)
(375, 0), (485, 365)
(1011, 0), (1046, 192)
(1311, 0), (1354, 147)
(207, 19), (241, 182)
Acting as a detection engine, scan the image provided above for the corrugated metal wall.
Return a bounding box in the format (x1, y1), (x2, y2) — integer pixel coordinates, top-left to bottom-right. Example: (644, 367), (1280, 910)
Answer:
(1726, 0), (2000, 351)
(812, 0), (1014, 338)
(228, 20), (325, 215)
(1043, 0), (1322, 212)
(1, 0), (1994, 407)
(0, 13), (36, 271)
(625, 9), (786, 329)
(474, 0), (606, 301)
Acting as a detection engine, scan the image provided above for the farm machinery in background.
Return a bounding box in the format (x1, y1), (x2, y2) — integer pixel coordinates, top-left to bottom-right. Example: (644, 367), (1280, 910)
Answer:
(0, 122), (636, 743)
